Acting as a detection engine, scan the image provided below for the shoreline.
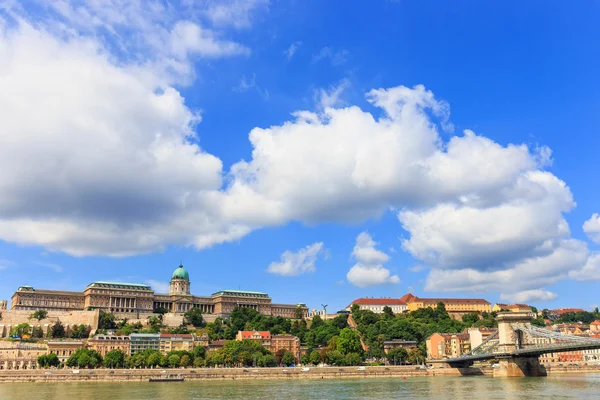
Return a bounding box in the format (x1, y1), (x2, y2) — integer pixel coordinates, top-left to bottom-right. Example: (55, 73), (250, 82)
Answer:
(1, 365), (599, 383)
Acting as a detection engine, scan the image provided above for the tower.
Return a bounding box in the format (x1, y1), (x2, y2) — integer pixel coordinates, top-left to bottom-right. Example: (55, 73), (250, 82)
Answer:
(170, 264), (191, 295)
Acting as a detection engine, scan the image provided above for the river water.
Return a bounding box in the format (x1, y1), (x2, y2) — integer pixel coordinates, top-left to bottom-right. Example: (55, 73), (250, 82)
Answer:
(2, 375), (600, 399)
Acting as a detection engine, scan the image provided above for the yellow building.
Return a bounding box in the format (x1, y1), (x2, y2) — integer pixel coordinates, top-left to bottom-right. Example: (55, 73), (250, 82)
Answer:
(87, 335), (131, 357)
(426, 332), (471, 359)
(10, 264), (308, 319)
(47, 340), (85, 363)
(401, 293), (491, 313)
(492, 303), (532, 313)
(159, 334), (195, 354)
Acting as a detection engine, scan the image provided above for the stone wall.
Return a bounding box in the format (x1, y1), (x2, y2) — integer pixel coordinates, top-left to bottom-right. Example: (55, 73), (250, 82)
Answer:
(0, 310), (99, 338)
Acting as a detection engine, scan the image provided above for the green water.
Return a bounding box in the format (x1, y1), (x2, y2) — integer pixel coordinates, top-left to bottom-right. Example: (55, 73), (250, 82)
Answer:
(1, 375), (600, 399)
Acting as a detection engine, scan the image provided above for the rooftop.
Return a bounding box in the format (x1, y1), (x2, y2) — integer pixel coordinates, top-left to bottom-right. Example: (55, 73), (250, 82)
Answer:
(86, 281), (153, 291)
(347, 298), (407, 307)
(212, 289), (269, 298)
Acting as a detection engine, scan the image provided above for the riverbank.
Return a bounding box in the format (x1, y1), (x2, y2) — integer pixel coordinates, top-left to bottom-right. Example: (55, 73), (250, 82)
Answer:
(1, 364), (600, 383)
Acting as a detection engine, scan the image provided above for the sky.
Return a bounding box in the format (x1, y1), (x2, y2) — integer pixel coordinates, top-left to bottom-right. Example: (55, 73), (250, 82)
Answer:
(1, 1), (600, 313)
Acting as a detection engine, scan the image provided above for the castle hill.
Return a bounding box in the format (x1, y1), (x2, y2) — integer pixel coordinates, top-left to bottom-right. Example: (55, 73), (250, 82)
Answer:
(1, 264), (600, 381)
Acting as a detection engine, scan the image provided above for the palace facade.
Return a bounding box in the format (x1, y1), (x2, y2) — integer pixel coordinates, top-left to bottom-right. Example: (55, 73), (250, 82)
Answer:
(10, 264), (308, 319)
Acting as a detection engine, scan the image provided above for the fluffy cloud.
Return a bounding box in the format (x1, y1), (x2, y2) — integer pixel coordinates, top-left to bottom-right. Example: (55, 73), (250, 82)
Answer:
(284, 41), (302, 61)
(201, 0), (269, 29)
(583, 213), (600, 243)
(569, 253), (600, 281)
(500, 289), (558, 304)
(346, 233), (400, 287)
(267, 242), (325, 276)
(145, 279), (171, 294)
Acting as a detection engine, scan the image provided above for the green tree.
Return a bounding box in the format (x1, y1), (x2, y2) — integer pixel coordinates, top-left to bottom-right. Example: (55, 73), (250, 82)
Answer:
(103, 349), (126, 368)
(386, 348), (408, 365)
(309, 350), (321, 365)
(11, 323), (31, 337)
(192, 345), (206, 360)
(294, 305), (305, 320)
(300, 353), (310, 365)
(30, 310), (48, 321)
(180, 354), (191, 367)
(407, 348), (424, 365)
(50, 321), (66, 338)
(336, 328), (363, 355)
(257, 354), (277, 367)
(154, 307), (169, 315)
(275, 349), (287, 365)
(351, 304), (360, 315)
(31, 326), (44, 338)
(46, 353), (59, 367)
(184, 307), (205, 328)
(168, 354), (180, 367)
(70, 324), (91, 339)
(345, 352), (362, 366)
(382, 306), (394, 319)
(326, 350), (345, 366)
(147, 352), (161, 367)
(99, 312), (117, 330)
(281, 351), (295, 366)
(462, 312), (480, 326)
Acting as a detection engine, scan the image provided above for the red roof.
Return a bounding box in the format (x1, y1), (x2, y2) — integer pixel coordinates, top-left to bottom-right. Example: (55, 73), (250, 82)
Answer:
(348, 298), (407, 306)
(591, 320), (600, 326)
(238, 331), (271, 339)
(160, 334), (193, 339)
(399, 293), (489, 305)
(554, 308), (585, 315)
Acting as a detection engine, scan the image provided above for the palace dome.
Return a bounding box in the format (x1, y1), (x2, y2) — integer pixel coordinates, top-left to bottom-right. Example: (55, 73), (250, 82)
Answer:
(171, 264), (189, 281)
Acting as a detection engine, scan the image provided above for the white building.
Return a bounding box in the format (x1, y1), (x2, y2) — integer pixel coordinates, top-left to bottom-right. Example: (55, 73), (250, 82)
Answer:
(345, 298), (408, 314)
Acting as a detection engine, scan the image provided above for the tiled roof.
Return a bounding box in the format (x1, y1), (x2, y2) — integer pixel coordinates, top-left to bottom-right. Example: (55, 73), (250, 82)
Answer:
(239, 331), (271, 339)
(348, 298), (407, 306)
(591, 320), (600, 326)
(400, 293), (489, 305)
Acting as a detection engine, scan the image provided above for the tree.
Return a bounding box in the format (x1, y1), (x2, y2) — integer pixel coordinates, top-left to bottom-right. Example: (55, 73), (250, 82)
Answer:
(281, 351), (295, 366)
(351, 304), (360, 315)
(462, 312), (480, 326)
(184, 307), (205, 328)
(70, 324), (91, 339)
(154, 307), (169, 315)
(301, 353), (310, 365)
(168, 354), (180, 368)
(51, 321), (66, 338)
(104, 349), (126, 368)
(30, 310), (48, 321)
(326, 350), (345, 366)
(382, 306), (394, 319)
(309, 350), (321, 365)
(345, 352), (362, 366)
(31, 326), (44, 338)
(99, 312), (117, 330)
(257, 354), (277, 367)
(11, 323), (31, 337)
(193, 357), (205, 367)
(192, 345), (206, 360)
(147, 352), (161, 367)
(275, 349), (287, 365)
(336, 328), (363, 355)
(386, 348), (408, 365)
(180, 354), (191, 367)
(294, 305), (305, 320)
(407, 348), (424, 365)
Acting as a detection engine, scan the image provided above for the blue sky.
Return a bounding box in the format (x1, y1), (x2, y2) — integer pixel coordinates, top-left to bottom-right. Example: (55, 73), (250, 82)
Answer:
(1, 1), (600, 312)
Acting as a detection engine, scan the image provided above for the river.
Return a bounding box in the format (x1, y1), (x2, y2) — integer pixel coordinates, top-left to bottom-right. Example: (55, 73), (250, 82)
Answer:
(1, 375), (600, 399)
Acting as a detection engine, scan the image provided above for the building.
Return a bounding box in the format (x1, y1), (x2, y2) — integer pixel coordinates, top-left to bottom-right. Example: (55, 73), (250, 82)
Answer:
(0, 300), (7, 310)
(468, 328), (498, 349)
(160, 334), (195, 354)
(492, 303), (532, 313)
(87, 334), (131, 357)
(401, 293), (491, 314)
(270, 334), (301, 362)
(548, 308), (585, 320)
(590, 320), (600, 333)
(129, 333), (160, 355)
(345, 298), (408, 314)
(426, 333), (470, 359)
(10, 264), (308, 319)
(207, 340), (226, 352)
(383, 340), (418, 353)
(47, 340), (85, 363)
(0, 342), (47, 370)
(236, 331), (271, 347)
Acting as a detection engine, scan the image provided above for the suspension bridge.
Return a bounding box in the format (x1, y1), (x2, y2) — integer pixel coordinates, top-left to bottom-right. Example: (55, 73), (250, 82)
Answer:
(433, 312), (600, 377)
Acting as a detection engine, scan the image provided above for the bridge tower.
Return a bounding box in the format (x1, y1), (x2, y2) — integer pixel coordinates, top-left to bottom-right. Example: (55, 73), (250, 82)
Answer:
(495, 312), (547, 377)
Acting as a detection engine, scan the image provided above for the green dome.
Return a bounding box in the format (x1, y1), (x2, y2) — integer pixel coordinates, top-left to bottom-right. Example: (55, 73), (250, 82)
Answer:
(171, 264), (189, 281)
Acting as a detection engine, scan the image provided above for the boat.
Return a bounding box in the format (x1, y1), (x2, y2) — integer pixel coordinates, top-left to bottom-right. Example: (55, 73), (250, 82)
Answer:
(149, 374), (185, 382)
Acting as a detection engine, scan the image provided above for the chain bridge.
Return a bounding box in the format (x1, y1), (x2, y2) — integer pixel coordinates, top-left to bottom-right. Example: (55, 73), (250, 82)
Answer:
(437, 312), (600, 377)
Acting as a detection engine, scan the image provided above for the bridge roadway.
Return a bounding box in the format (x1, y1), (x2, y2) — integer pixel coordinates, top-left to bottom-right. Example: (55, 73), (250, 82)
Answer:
(439, 341), (600, 365)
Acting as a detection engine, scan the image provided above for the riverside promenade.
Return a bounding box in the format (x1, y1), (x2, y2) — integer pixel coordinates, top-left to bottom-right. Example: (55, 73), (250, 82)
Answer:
(2, 364), (599, 383)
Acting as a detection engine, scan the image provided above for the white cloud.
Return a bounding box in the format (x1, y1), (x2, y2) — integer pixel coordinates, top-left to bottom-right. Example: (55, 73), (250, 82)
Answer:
(409, 265), (426, 272)
(569, 253), (600, 281)
(500, 289), (558, 304)
(201, 0), (269, 29)
(347, 232), (400, 287)
(583, 213), (600, 243)
(312, 46), (349, 66)
(32, 261), (63, 273)
(234, 73), (269, 100)
(283, 41), (302, 61)
(145, 279), (170, 294)
(267, 242), (325, 276)
(315, 78), (350, 110)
